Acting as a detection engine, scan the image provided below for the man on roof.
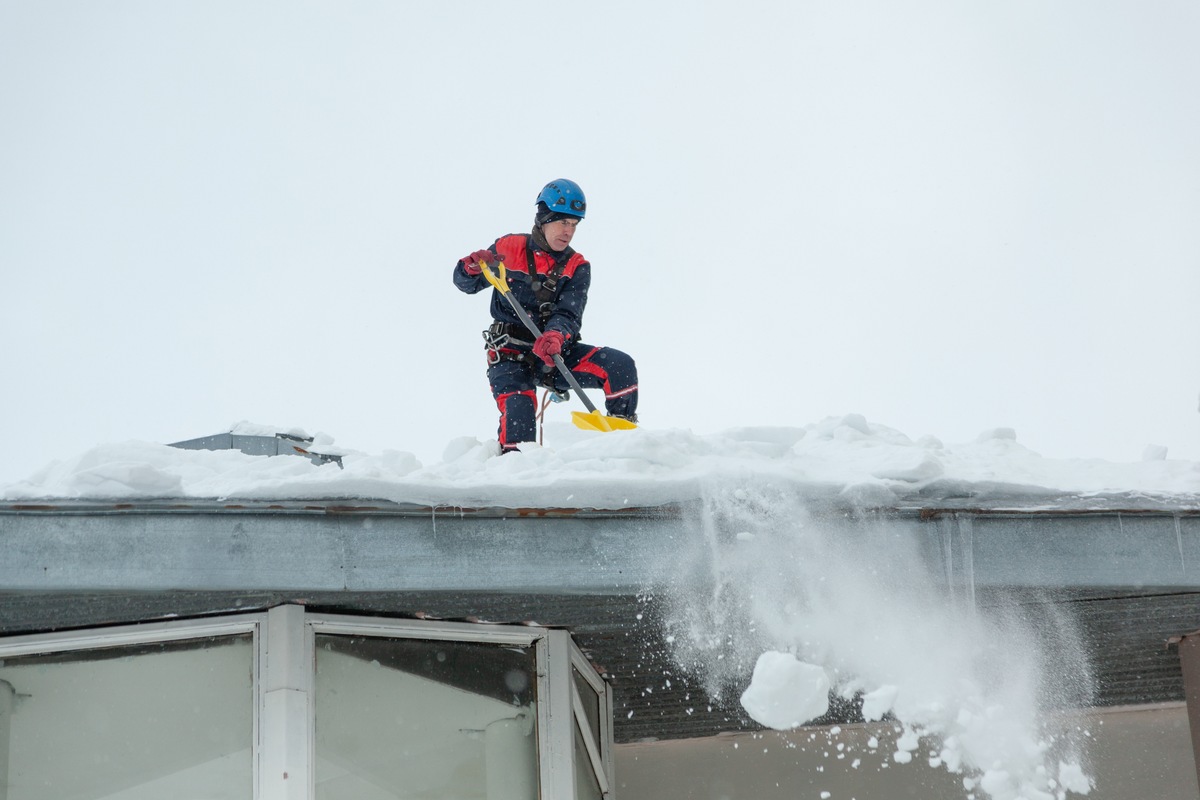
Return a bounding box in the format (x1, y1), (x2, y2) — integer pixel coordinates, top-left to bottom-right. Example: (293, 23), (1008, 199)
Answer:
(454, 179), (639, 453)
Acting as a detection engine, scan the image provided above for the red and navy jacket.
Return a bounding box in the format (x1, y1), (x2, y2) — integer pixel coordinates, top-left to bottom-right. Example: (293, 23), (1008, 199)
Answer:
(453, 233), (591, 343)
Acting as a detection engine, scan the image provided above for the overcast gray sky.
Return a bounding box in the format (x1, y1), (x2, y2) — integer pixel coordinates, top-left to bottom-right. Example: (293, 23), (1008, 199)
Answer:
(2, 1), (1197, 485)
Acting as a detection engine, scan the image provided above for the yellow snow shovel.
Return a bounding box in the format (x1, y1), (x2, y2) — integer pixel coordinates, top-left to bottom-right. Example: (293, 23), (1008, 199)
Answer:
(480, 259), (637, 433)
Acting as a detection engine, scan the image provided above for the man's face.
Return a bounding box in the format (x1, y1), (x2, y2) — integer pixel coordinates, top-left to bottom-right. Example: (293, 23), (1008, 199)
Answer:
(543, 218), (580, 252)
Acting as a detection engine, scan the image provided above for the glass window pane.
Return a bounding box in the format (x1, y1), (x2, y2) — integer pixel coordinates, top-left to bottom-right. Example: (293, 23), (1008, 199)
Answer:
(573, 666), (602, 745)
(574, 723), (604, 800)
(314, 634), (538, 800)
(0, 634), (254, 800)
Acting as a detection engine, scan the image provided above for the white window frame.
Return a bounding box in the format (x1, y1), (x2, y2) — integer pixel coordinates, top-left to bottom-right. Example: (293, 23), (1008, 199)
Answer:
(0, 606), (615, 800)
(570, 641), (616, 796)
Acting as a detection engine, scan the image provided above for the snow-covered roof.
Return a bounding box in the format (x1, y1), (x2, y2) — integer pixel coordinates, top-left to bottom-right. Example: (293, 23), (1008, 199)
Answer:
(3, 415), (1199, 508)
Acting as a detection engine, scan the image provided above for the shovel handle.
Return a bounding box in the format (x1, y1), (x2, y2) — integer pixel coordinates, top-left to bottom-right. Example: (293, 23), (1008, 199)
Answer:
(552, 354), (600, 414)
(479, 260), (600, 415)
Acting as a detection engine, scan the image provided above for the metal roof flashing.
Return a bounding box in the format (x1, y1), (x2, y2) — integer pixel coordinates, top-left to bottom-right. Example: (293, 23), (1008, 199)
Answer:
(2, 494), (1200, 596)
(169, 431), (344, 468)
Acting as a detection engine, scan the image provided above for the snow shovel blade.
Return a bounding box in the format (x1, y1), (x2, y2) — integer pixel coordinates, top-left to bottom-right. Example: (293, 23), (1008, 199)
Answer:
(571, 410), (638, 432)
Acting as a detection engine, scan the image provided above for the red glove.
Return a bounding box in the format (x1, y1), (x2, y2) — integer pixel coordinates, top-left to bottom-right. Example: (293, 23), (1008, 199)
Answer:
(532, 330), (565, 365)
(461, 249), (501, 276)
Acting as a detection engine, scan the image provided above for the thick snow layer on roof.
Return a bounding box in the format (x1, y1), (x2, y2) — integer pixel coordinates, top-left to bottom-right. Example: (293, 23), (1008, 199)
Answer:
(3, 414), (1198, 505)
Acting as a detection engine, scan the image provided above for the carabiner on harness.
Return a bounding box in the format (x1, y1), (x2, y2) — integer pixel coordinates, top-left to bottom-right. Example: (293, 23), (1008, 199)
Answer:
(482, 327), (510, 365)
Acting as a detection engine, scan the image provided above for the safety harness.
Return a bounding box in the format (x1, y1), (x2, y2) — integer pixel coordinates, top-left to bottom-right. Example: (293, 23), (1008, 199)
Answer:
(482, 236), (574, 375)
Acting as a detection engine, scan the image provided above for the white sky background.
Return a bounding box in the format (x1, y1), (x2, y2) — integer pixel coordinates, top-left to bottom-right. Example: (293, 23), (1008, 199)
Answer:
(1, 1), (1198, 487)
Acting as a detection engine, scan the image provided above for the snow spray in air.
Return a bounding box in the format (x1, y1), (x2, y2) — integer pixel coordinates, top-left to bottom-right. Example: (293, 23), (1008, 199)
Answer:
(660, 482), (1096, 800)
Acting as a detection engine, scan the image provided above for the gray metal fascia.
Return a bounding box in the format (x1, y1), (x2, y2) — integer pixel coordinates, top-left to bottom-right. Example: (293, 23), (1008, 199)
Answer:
(2, 500), (1200, 596)
(0, 503), (684, 593)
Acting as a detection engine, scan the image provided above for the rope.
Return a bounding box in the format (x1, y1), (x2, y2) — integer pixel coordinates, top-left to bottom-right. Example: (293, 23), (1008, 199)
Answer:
(536, 389), (555, 446)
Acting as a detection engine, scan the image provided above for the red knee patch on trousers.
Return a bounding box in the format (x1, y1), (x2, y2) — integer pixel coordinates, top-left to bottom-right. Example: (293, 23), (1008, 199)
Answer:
(572, 348), (614, 394)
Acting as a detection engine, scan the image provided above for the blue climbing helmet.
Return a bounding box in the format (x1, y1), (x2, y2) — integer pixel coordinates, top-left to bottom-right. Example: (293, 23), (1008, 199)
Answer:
(536, 179), (587, 219)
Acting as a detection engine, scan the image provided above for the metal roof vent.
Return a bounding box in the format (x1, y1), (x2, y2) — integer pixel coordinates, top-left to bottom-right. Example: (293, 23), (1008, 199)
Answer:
(169, 427), (344, 468)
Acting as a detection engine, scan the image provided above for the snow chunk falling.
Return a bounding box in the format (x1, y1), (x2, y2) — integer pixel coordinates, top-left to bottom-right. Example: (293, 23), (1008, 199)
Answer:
(739, 651), (830, 729)
(1058, 761), (1092, 795)
(861, 684), (899, 721)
